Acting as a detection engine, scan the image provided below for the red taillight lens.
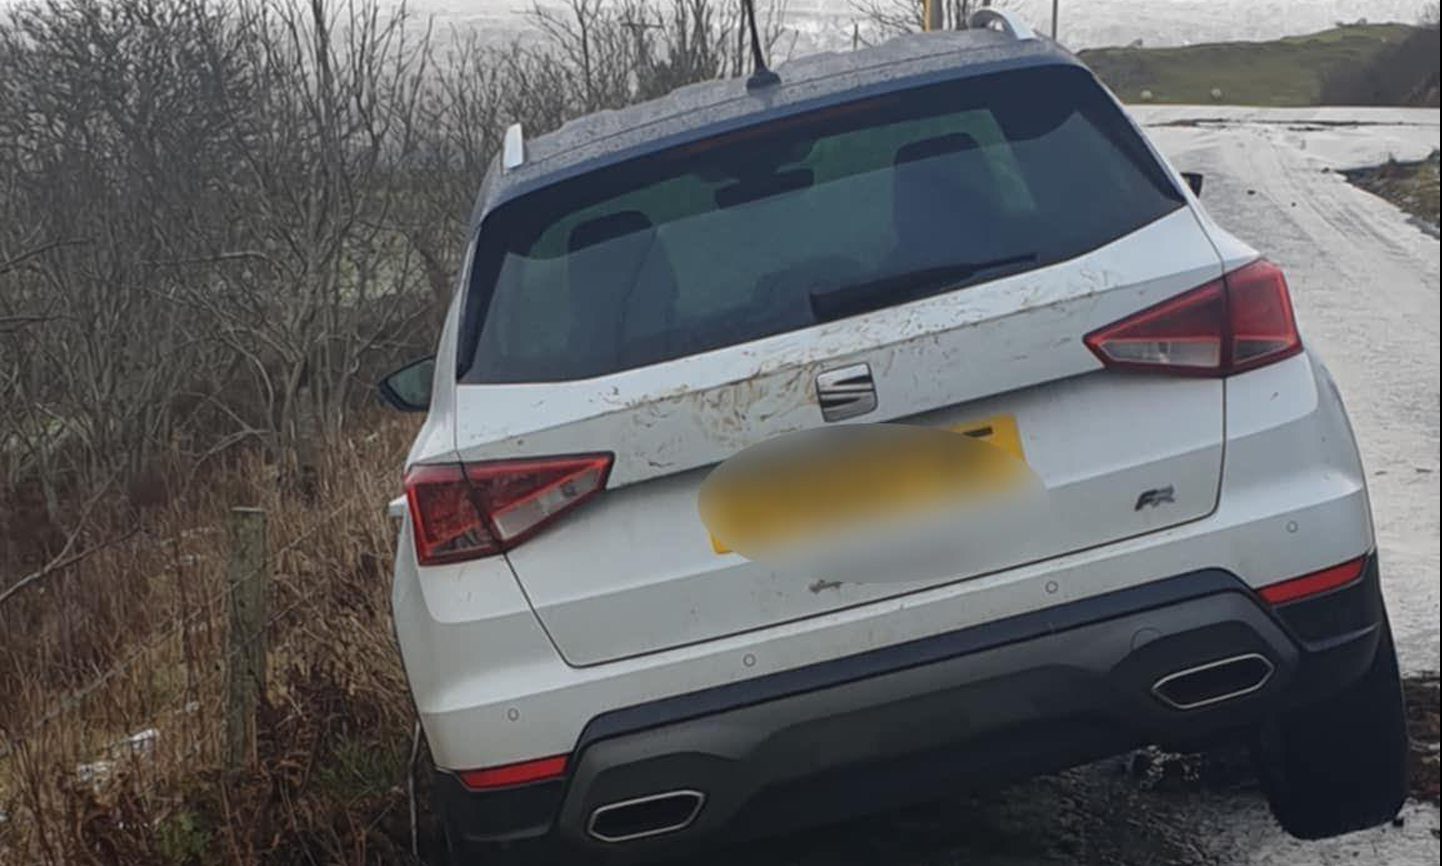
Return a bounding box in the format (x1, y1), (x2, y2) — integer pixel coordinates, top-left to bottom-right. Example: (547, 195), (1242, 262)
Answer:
(1084, 259), (1301, 377)
(406, 464), (495, 564)
(1258, 557), (1367, 606)
(457, 754), (569, 791)
(1225, 259), (1302, 373)
(1085, 279), (1226, 372)
(405, 454), (612, 565)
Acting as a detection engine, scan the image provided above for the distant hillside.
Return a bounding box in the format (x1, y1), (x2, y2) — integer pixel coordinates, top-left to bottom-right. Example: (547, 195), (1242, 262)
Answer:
(1081, 23), (1441, 107)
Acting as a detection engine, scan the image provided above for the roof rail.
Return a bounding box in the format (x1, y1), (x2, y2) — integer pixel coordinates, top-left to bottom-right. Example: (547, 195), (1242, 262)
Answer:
(502, 122), (526, 172)
(968, 8), (1036, 41)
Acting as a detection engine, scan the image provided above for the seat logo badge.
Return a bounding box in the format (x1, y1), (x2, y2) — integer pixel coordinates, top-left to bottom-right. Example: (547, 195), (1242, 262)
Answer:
(815, 363), (877, 422)
(1135, 486), (1176, 511)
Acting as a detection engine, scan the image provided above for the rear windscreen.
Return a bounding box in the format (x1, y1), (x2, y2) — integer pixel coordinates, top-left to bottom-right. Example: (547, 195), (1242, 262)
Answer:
(460, 64), (1184, 383)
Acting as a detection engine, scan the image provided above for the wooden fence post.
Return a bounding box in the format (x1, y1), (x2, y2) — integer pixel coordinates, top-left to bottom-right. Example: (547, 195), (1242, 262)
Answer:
(225, 507), (268, 772)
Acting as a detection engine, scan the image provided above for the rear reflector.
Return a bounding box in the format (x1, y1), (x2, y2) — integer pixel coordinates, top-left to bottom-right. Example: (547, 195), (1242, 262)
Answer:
(1085, 259), (1301, 377)
(405, 454), (612, 565)
(1258, 557), (1367, 606)
(457, 755), (569, 791)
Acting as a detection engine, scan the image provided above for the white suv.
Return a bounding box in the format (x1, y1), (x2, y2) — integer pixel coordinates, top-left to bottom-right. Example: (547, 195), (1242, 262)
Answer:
(382, 16), (1407, 865)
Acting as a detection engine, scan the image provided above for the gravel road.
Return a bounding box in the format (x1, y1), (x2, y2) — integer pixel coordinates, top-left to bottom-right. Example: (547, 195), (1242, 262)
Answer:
(657, 106), (1442, 866)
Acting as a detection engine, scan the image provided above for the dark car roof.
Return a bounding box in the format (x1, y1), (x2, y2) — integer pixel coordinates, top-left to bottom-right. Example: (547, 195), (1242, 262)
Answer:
(471, 28), (1081, 225)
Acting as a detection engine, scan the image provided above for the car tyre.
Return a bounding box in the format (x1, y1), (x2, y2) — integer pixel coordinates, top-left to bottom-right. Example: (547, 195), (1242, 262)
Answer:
(1254, 625), (1409, 840)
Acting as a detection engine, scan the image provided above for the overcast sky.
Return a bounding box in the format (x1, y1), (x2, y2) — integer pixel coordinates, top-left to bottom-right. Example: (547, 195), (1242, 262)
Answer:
(0, 0), (1429, 50)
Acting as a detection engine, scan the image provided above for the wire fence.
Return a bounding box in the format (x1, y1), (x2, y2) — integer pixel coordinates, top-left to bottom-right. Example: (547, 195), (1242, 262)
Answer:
(2, 496), (372, 757)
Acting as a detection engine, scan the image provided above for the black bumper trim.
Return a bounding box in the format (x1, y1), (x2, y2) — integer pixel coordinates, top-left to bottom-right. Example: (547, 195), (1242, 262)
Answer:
(1270, 555), (1384, 646)
(577, 567), (1246, 750)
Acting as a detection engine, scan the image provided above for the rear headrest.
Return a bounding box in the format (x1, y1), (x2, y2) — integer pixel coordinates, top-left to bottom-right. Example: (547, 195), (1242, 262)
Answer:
(894, 132), (981, 167)
(889, 131), (995, 268)
(568, 210), (654, 253)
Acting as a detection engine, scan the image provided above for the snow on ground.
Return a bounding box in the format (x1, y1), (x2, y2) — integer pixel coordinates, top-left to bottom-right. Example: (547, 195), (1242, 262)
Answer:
(1137, 105), (1440, 169)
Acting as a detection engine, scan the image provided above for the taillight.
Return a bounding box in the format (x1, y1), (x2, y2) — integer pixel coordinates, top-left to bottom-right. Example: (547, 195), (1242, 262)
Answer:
(1084, 259), (1301, 377)
(405, 454), (612, 565)
(456, 754), (569, 791)
(1225, 260), (1303, 371)
(1258, 557), (1367, 606)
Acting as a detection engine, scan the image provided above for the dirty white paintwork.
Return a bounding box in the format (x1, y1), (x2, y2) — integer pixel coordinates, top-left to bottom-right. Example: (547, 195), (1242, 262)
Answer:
(446, 206), (1230, 665)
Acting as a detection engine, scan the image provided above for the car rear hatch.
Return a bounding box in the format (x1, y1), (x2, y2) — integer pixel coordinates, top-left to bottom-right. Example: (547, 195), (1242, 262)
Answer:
(446, 65), (1232, 666)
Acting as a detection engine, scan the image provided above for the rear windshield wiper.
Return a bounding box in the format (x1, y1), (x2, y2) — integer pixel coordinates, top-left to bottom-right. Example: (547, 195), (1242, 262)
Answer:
(808, 254), (1039, 323)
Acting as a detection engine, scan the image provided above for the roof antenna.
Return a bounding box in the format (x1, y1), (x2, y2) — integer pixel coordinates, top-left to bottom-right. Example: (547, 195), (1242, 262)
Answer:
(743, 0), (780, 91)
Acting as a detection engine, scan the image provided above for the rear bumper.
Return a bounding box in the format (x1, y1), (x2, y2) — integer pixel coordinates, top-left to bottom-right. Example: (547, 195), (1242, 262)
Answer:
(437, 556), (1387, 863)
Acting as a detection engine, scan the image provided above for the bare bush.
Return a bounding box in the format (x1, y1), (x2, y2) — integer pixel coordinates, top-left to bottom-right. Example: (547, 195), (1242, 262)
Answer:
(0, 0), (770, 569)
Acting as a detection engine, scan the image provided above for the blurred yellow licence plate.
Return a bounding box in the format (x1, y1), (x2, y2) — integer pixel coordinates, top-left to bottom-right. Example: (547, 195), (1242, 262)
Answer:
(709, 417), (1026, 553)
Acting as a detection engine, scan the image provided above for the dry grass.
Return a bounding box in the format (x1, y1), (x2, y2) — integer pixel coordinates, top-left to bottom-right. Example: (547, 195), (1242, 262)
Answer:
(1345, 151), (1442, 230)
(0, 415), (427, 866)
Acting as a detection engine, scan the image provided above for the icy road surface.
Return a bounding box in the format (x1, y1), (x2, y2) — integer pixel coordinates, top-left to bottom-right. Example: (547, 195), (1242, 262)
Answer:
(668, 106), (1442, 866)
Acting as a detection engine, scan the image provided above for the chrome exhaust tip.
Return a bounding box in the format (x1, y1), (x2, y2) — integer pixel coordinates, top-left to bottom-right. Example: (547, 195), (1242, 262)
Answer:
(1152, 653), (1275, 710)
(587, 789), (706, 843)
